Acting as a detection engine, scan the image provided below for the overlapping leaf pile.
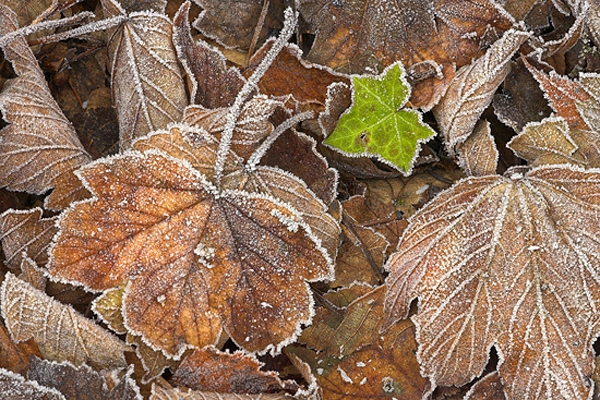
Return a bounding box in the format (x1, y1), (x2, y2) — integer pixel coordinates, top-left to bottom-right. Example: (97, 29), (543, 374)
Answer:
(2, 0), (600, 399)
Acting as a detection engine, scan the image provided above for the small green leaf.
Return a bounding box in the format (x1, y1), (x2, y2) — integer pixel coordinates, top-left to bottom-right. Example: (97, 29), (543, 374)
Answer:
(324, 61), (436, 174)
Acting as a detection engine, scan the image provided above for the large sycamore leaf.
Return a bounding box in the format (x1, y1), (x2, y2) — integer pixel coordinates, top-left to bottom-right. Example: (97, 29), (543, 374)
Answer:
(384, 165), (600, 400)
(323, 62), (436, 175)
(47, 151), (332, 357)
(0, 273), (128, 370)
(101, 0), (188, 149)
(0, 5), (92, 210)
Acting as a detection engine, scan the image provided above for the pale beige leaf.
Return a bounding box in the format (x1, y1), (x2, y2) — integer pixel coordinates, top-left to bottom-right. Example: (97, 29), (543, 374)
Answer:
(0, 367), (65, 400)
(385, 166), (600, 400)
(433, 27), (530, 152)
(0, 207), (57, 269)
(456, 120), (498, 176)
(576, 73), (600, 132)
(0, 273), (128, 370)
(101, 0), (188, 149)
(150, 384), (291, 400)
(0, 5), (91, 210)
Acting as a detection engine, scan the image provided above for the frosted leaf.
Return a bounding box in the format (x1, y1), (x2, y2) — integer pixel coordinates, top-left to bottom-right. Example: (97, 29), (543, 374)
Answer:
(100, 0), (188, 150)
(47, 151), (332, 357)
(433, 27), (530, 153)
(0, 273), (128, 370)
(150, 384), (293, 399)
(576, 73), (600, 133)
(455, 120), (498, 177)
(384, 165), (600, 400)
(0, 5), (92, 210)
(0, 207), (57, 269)
(0, 367), (65, 400)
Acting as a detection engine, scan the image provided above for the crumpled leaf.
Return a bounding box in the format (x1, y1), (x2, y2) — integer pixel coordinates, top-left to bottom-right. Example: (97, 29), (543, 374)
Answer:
(433, 27), (530, 152)
(0, 367), (65, 400)
(48, 150), (332, 357)
(27, 357), (142, 400)
(0, 5), (92, 210)
(172, 1), (245, 108)
(384, 165), (600, 399)
(150, 384), (291, 400)
(298, 0), (513, 109)
(289, 285), (428, 399)
(101, 0), (188, 149)
(456, 120), (498, 176)
(323, 62), (436, 175)
(0, 207), (57, 270)
(0, 273), (128, 370)
(170, 346), (291, 394)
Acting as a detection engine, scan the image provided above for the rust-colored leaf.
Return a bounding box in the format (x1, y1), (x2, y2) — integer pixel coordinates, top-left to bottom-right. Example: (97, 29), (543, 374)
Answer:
(48, 151), (332, 357)
(289, 285), (428, 399)
(0, 5), (91, 210)
(433, 27), (530, 152)
(385, 165), (600, 399)
(27, 357), (142, 400)
(0, 320), (42, 375)
(298, 0), (514, 109)
(0, 367), (65, 400)
(0, 273), (128, 370)
(101, 0), (188, 149)
(456, 120), (499, 177)
(0, 208), (57, 270)
(170, 346), (288, 394)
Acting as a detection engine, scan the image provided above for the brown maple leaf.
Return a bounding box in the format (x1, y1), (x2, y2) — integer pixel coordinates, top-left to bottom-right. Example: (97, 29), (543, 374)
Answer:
(384, 165), (600, 399)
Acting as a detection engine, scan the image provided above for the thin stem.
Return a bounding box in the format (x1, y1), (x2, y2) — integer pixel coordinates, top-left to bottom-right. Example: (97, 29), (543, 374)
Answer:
(246, 0), (269, 65)
(213, 7), (298, 189)
(246, 111), (313, 171)
(26, 15), (128, 46)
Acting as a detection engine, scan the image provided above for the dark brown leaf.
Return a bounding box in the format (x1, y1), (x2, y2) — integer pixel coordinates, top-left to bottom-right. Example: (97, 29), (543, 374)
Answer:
(0, 367), (65, 400)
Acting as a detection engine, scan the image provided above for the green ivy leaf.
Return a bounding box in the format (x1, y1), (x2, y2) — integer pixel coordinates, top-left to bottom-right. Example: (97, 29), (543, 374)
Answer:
(324, 61), (436, 174)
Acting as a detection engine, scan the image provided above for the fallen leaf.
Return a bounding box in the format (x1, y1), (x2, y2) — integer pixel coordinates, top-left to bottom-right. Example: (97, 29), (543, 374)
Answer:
(576, 73), (600, 132)
(0, 273), (128, 370)
(433, 27), (530, 152)
(298, 0), (513, 109)
(456, 120), (498, 176)
(27, 357), (142, 400)
(323, 62), (436, 175)
(101, 0), (188, 149)
(0, 5), (92, 210)
(92, 284), (128, 335)
(172, 2), (245, 108)
(289, 285), (428, 399)
(0, 320), (42, 374)
(0, 367), (65, 400)
(48, 151), (332, 357)
(18, 255), (48, 291)
(0, 207), (57, 270)
(170, 346), (289, 394)
(127, 333), (181, 384)
(150, 384), (291, 400)
(384, 165), (600, 399)
(464, 372), (506, 400)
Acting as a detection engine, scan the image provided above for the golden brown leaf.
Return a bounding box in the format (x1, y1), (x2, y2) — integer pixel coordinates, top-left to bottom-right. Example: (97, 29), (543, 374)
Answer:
(456, 120), (498, 176)
(290, 285), (428, 399)
(385, 166), (600, 399)
(0, 207), (57, 270)
(0, 273), (128, 370)
(101, 0), (188, 149)
(433, 27), (530, 152)
(18, 255), (47, 291)
(48, 151), (332, 357)
(170, 346), (288, 394)
(0, 367), (65, 400)
(0, 5), (91, 210)
(92, 284), (127, 335)
(0, 320), (42, 375)
(298, 0), (513, 109)
(150, 384), (291, 400)
(127, 333), (180, 384)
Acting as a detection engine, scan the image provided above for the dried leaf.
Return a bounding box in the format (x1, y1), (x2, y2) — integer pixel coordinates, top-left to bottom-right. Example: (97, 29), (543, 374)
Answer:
(48, 151), (332, 357)
(523, 57), (590, 130)
(0, 320), (42, 375)
(384, 165), (600, 399)
(0, 273), (128, 370)
(0, 5), (91, 210)
(0, 367), (65, 400)
(172, 2), (245, 108)
(298, 0), (513, 109)
(150, 384), (290, 400)
(92, 284), (127, 335)
(171, 346), (288, 394)
(290, 285), (428, 399)
(18, 255), (47, 291)
(433, 27), (530, 152)
(456, 120), (499, 176)
(127, 333), (180, 384)
(323, 62), (436, 175)
(101, 0), (188, 149)
(27, 357), (142, 400)
(576, 73), (600, 132)
(0, 208), (57, 269)
(464, 372), (506, 400)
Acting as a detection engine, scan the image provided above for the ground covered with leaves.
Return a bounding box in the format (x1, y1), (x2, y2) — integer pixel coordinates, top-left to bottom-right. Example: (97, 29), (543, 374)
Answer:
(2, 0), (600, 399)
